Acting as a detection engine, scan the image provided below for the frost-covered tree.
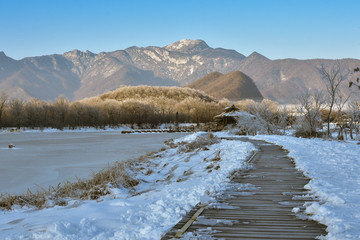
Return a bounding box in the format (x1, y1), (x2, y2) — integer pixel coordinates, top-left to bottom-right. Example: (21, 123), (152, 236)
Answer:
(254, 99), (281, 134)
(0, 91), (8, 127)
(233, 99), (291, 135)
(295, 90), (325, 138)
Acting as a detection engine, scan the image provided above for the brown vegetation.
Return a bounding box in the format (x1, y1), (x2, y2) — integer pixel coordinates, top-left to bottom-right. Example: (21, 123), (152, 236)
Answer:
(0, 86), (229, 129)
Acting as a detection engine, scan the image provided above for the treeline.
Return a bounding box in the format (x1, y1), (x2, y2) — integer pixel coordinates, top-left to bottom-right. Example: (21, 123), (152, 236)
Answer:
(0, 86), (229, 129)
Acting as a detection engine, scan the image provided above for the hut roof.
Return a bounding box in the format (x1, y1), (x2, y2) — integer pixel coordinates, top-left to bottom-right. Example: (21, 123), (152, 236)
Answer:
(224, 104), (240, 113)
(215, 110), (256, 120)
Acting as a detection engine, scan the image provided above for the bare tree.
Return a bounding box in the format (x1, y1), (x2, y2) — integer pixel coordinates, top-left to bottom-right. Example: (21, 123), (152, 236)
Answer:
(53, 95), (70, 129)
(0, 91), (8, 127)
(295, 90), (325, 137)
(8, 98), (25, 128)
(348, 101), (360, 140)
(334, 91), (350, 140)
(24, 98), (47, 128)
(277, 106), (290, 135)
(320, 64), (347, 137)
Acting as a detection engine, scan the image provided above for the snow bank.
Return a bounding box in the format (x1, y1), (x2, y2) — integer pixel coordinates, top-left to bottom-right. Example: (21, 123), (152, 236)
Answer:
(0, 132), (255, 240)
(252, 135), (360, 240)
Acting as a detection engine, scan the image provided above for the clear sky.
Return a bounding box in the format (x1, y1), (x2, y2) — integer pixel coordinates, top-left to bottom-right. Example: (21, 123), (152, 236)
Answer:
(0, 0), (359, 60)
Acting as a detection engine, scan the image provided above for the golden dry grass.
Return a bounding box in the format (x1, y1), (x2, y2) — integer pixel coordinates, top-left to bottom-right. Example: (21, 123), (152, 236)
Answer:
(0, 159), (141, 211)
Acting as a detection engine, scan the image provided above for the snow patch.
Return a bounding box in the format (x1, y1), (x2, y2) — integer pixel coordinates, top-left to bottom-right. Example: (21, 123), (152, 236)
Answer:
(144, 50), (162, 62)
(191, 55), (204, 65)
(280, 71), (289, 81)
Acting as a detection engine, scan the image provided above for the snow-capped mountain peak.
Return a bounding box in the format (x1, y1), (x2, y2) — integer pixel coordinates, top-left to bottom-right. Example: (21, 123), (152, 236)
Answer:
(63, 49), (96, 58)
(164, 39), (209, 53)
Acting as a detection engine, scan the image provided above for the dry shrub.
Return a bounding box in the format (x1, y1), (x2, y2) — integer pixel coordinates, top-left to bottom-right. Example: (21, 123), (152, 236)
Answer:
(294, 129), (324, 138)
(0, 190), (47, 210)
(177, 133), (220, 153)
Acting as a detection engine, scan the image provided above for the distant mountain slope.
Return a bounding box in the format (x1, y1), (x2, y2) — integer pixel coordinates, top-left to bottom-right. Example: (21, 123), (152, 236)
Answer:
(0, 53), (81, 100)
(0, 39), (359, 103)
(188, 71), (263, 101)
(235, 53), (360, 103)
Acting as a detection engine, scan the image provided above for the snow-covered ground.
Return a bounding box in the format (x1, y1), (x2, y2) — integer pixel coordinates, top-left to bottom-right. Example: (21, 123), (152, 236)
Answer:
(0, 132), (255, 239)
(252, 135), (360, 240)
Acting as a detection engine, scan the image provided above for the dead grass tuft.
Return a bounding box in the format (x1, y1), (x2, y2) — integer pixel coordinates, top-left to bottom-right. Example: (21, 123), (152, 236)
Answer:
(211, 151), (221, 162)
(206, 164), (214, 170)
(176, 177), (189, 182)
(183, 170), (193, 176)
(0, 158), (142, 211)
(164, 138), (177, 148)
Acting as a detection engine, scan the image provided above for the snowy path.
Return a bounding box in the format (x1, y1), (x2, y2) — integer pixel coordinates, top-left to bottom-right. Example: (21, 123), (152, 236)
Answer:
(163, 138), (326, 239)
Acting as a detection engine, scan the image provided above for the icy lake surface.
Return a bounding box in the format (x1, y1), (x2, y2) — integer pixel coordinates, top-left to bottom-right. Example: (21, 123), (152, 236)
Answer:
(0, 131), (187, 194)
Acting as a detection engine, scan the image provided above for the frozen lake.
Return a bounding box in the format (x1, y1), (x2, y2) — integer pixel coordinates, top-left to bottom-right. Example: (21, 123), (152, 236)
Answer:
(0, 131), (187, 194)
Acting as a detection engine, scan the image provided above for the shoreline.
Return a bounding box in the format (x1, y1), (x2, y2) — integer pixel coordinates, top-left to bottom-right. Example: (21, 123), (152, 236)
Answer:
(0, 123), (198, 134)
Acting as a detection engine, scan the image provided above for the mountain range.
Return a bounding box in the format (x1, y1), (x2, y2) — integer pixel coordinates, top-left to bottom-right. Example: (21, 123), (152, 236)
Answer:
(1, 39), (359, 103)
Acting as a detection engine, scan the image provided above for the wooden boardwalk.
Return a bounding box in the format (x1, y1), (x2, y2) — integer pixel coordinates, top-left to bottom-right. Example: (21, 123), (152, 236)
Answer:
(162, 138), (327, 239)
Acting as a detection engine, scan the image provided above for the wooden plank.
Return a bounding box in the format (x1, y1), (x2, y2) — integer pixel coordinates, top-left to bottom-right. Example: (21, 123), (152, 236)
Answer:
(173, 204), (207, 238)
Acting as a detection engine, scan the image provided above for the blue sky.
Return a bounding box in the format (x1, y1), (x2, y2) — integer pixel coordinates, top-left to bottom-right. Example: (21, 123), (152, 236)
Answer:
(0, 0), (359, 60)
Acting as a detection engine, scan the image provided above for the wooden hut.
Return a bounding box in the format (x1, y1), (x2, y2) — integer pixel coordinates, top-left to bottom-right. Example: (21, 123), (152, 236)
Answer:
(214, 105), (257, 133)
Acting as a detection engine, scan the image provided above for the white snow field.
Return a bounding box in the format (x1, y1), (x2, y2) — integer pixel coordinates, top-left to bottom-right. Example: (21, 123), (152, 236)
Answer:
(0, 132), (255, 239)
(0, 129), (187, 194)
(253, 135), (360, 240)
